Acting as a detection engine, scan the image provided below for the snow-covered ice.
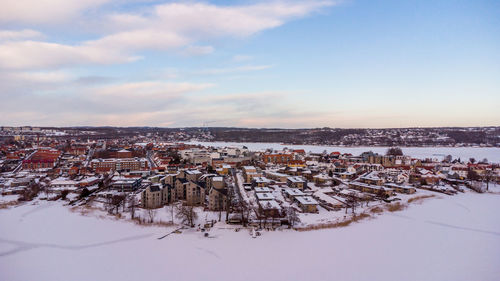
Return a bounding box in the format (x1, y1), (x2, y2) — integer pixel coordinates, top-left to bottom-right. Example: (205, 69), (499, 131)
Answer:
(1, 191), (499, 281)
(188, 141), (500, 162)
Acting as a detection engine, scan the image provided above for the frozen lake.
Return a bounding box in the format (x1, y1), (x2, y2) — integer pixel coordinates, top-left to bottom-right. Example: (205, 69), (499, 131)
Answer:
(1, 191), (499, 281)
(188, 141), (500, 163)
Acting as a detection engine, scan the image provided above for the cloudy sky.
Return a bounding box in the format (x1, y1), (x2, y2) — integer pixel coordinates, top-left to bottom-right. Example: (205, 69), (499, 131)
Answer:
(0, 0), (499, 128)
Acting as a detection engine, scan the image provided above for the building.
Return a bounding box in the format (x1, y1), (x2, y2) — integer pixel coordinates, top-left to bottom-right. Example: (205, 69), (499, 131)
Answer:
(91, 158), (149, 173)
(258, 200), (282, 218)
(349, 181), (395, 197)
(286, 176), (307, 190)
(262, 153), (293, 164)
(295, 196), (319, 213)
(142, 185), (163, 209)
(208, 177), (227, 211)
(384, 183), (416, 194)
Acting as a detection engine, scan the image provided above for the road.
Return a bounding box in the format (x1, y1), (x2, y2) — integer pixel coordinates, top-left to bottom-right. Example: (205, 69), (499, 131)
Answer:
(13, 150), (37, 173)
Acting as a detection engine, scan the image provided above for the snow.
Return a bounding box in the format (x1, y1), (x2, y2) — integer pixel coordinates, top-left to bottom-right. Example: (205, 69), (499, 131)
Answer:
(188, 141), (500, 162)
(1, 191), (499, 281)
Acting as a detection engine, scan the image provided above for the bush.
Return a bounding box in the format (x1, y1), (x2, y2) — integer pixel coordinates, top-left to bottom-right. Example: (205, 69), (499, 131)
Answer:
(408, 195), (434, 204)
(61, 190), (69, 200)
(386, 202), (406, 212)
(79, 188), (91, 199)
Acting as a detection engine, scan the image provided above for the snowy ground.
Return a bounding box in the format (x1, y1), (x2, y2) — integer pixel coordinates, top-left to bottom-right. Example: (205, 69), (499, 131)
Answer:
(1, 191), (499, 281)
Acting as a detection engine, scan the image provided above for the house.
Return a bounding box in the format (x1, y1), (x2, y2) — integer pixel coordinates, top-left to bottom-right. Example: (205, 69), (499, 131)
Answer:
(286, 176), (307, 190)
(50, 179), (77, 191)
(265, 171), (289, 182)
(254, 186), (272, 193)
(282, 188), (305, 200)
(295, 196), (319, 213)
(359, 172), (384, 186)
(111, 178), (142, 191)
(256, 192), (275, 201)
(349, 181), (394, 197)
(313, 173), (332, 185)
(385, 183), (416, 194)
(242, 166), (260, 183)
(258, 200), (282, 218)
(252, 177), (272, 188)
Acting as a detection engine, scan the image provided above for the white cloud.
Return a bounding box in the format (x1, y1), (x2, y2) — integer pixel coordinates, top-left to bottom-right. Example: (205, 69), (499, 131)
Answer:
(92, 81), (214, 99)
(86, 29), (189, 51)
(197, 65), (273, 75)
(0, 40), (137, 69)
(0, 0), (110, 24)
(0, 1), (334, 70)
(181, 45), (215, 56)
(0, 29), (44, 41)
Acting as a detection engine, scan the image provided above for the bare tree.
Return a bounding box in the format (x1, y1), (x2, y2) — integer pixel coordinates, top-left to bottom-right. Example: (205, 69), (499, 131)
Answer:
(386, 147), (403, 156)
(147, 208), (157, 223)
(175, 204), (197, 227)
(235, 200), (251, 227)
(345, 192), (358, 214)
(444, 155), (453, 163)
(166, 204), (175, 224)
(128, 195), (137, 219)
(483, 166), (496, 191)
(225, 186), (234, 222)
(285, 207), (300, 229)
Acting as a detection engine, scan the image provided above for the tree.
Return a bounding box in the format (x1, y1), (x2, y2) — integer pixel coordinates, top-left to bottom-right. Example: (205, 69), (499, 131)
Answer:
(467, 169), (480, 181)
(386, 147), (403, 156)
(175, 205), (197, 227)
(235, 200), (251, 227)
(285, 207), (300, 229)
(444, 155), (453, 163)
(60, 190), (69, 200)
(469, 158), (476, 164)
(166, 204), (175, 224)
(345, 192), (358, 214)
(128, 195), (137, 219)
(147, 208), (157, 223)
(483, 166), (496, 191)
(225, 186), (234, 222)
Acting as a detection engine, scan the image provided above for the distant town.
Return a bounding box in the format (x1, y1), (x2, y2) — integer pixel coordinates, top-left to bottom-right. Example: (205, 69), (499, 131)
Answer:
(1, 126), (499, 147)
(1, 126), (498, 231)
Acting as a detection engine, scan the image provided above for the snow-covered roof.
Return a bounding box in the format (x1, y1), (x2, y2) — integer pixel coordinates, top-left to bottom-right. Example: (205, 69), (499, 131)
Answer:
(295, 196), (318, 205)
(256, 192), (275, 201)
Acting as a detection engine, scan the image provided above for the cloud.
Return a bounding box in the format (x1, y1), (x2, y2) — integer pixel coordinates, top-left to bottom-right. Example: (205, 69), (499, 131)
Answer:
(0, 29), (44, 41)
(0, 40), (137, 69)
(181, 45), (215, 56)
(0, 1), (334, 70)
(197, 65), (273, 75)
(91, 81), (213, 99)
(0, 0), (111, 24)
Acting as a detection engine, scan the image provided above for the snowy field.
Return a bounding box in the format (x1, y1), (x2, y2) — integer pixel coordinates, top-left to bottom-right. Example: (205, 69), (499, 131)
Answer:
(187, 141), (500, 162)
(1, 191), (499, 281)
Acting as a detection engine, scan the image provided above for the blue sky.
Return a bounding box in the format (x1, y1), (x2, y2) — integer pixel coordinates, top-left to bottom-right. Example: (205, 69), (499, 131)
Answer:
(0, 0), (498, 128)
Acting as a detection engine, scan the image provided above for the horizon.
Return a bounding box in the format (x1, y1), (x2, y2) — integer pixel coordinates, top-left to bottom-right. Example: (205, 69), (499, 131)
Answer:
(1, 0), (499, 128)
(1, 125), (500, 130)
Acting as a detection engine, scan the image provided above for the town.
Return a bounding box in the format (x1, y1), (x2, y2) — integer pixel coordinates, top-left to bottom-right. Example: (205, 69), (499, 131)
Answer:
(1, 126), (498, 234)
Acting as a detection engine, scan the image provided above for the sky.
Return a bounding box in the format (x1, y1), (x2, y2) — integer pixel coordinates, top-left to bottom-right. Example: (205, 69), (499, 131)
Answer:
(0, 0), (499, 128)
